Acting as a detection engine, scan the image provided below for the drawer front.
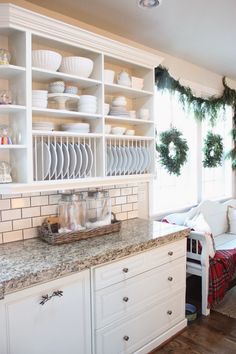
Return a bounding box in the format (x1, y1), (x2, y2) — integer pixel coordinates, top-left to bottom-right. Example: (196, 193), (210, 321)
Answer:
(94, 239), (186, 290)
(95, 290), (185, 354)
(95, 257), (186, 329)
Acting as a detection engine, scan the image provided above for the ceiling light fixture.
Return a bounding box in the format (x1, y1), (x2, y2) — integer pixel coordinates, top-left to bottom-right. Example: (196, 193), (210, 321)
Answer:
(138, 0), (162, 9)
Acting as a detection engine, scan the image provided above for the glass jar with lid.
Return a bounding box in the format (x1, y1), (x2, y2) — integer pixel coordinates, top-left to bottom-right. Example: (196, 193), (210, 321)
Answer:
(85, 190), (111, 229)
(58, 192), (86, 233)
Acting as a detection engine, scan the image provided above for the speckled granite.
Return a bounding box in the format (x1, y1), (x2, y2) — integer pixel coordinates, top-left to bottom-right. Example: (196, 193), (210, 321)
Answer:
(0, 219), (190, 299)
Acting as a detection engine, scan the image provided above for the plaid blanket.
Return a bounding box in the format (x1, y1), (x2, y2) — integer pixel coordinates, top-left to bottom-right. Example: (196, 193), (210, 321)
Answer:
(208, 249), (236, 307)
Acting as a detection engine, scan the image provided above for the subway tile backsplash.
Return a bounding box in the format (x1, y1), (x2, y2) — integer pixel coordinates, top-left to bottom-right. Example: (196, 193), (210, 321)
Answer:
(0, 184), (139, 243)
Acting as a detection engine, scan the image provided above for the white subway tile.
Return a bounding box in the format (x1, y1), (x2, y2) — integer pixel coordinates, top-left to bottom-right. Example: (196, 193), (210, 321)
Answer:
(0, 199), (10, 211)
(41, 191), (56, 195)
(132, 202), (138, 210)
(49, 194), (61, 205)
(2, 194), (21, 199)
(115, 212), (128, 220)
(31, 196), (48, 206)
(128, 210), (138, 219)
(132, 187), (138, 194)
(22, 192), (40, 197)
(32, 216), (47, 227)
(121, 188), (133, 196)
(122, 203), (133, 212)
(23, 227), (38, 239)
(109, 189), (121, 197)
(11, 197), (30, 209)
(0, 221), (12, 233)
(2, 209), (21, 221)
(13, 218), (31, 231)
(112, 205), (122, 214)
(41, 205), (58, 216)
(22, 207), (40, 218)
(127, 195), (138, 203)
(3, 230), (23, 243)
(115, 196), (127, 205)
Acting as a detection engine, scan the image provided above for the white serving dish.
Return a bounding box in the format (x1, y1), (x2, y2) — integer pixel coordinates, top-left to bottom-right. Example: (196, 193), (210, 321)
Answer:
(32, 50), (62, 71)
(59, 56), (94, 78)
(104, 69), (115, 83)
(111, 126), (126, 135)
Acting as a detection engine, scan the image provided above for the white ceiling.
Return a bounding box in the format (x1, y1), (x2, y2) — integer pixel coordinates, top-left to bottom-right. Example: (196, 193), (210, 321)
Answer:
(27, 0), (236, 79)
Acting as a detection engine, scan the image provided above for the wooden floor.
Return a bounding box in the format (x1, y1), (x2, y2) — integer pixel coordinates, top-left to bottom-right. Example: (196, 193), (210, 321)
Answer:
(152, 311), (236, 353)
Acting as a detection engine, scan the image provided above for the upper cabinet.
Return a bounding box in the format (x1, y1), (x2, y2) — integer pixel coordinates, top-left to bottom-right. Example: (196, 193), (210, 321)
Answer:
(0, 3), (163, 194)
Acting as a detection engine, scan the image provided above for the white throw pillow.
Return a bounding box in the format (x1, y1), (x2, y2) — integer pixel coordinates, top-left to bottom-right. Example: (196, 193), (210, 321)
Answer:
(227, 206), (236, 234)
(184, 213), (216, 258)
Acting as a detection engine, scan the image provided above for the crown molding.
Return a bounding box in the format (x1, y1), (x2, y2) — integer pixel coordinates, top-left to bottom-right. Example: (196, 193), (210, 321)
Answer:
(0, 3), (163, 68)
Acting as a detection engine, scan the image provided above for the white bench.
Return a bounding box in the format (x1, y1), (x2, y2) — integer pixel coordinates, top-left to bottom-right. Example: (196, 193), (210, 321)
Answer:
(164, 199), (236, 316)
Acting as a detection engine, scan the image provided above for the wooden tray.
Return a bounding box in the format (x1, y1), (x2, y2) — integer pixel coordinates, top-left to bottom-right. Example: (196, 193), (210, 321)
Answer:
(38, 215), (121, 245)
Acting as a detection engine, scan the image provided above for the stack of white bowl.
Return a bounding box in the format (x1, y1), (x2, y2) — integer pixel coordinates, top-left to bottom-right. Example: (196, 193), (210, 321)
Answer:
(109, 96), (129, 117)
(32, 90), (48, 108)
(78, 95), (97, 114)
(32, 121), (57, 131)
(61, 122), (90, 133)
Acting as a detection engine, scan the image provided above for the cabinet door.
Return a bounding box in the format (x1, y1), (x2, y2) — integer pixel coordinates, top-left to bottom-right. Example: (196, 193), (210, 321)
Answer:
(0, 270), (91, 354)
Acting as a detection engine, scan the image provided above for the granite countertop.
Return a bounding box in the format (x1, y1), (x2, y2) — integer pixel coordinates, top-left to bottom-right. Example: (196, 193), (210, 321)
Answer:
(0, 218), (190, 299)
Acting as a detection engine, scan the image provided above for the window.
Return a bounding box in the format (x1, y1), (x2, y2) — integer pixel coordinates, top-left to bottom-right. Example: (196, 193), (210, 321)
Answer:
(152, 89), (233, 216)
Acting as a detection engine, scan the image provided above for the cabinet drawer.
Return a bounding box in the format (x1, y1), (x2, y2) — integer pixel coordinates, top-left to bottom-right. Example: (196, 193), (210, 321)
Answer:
(94, 239), (186, 290)
(95, 290), (185, 354)
(95, 257), (186, 329)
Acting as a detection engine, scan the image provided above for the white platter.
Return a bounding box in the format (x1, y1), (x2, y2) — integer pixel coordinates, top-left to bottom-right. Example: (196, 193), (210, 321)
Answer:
(36, 142), (51, 180)
(62, 143), (70, 177)
(68, 143), (77, 177)
(49, 143), (57, 178)
(79, 143), (88, 177)
(74, 143), (82, 177)
(84, 143), (93, 176)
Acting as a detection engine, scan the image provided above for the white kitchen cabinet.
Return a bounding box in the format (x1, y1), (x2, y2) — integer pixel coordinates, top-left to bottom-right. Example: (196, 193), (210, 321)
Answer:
(0, 270), (91, 354)
(0, 3), (163, 194)
(92, 239), (187, 354)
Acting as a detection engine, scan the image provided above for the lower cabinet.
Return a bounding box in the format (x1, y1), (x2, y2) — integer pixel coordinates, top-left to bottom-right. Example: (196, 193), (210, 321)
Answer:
(92, 238), (187, 354)
(0, 270), (91, 354)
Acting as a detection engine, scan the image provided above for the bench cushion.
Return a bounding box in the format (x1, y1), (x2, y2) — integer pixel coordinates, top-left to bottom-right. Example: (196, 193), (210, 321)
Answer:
(214, 233), (236, 250)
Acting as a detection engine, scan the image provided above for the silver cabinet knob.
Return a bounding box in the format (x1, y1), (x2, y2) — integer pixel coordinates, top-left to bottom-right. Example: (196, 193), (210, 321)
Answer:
(168, 251), (173, 256)
(167, 310), (172, 315)
(123, 296), (129, 302)
(168, 276), (173, 281)
(122, 267), (129, 273)
(123, 335), (129, 341)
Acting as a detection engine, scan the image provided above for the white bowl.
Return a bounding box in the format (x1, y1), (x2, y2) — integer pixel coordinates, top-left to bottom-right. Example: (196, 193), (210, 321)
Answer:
(112, 96), (127, 106)
(48, 82), (65, 93)
(104, 103), (110, 115)
(80, 95), (97, 101)
(32, 90), (48, 96)
(59, 56), (94, 78)
(111, 126), (126, 135)
(78, 104), (97, 114)
(104, 69), (115, 83)
(32, 50), (62, 71)
(105, 124), (111, 134)
(32, 99), (48, 108)
(64, 86), (78, 95)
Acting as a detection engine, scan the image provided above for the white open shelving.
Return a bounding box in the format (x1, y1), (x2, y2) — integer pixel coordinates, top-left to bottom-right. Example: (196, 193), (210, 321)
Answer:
(0, 3), (163, 194)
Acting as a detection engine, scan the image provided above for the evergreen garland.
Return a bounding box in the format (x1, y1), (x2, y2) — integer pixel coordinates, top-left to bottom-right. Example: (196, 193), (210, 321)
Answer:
(203, 132), (224, 168)
(156, 127), (189, 176)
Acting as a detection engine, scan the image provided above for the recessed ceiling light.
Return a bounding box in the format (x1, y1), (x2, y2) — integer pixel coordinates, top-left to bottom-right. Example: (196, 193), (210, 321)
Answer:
(138, 0), (162, 9)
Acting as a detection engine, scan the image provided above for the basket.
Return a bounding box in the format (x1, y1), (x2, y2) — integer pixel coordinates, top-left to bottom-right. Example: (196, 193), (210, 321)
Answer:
(38, 214), (121, 245)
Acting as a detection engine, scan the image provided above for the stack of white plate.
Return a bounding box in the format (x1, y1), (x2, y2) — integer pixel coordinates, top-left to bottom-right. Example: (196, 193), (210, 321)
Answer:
(78, 95), (97, 114)
(33, 122), (57, 131)
(61, 123), (90, 133)
(109, 96), (129, 117)
(32, 90), (48, 108)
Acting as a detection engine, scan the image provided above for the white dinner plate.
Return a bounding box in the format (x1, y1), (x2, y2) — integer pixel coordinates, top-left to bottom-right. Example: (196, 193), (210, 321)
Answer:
(125, 146), (132, 174)
(84, 143), (93, 177)
(115, 146), (123, 175)
(49, 143), (57, 179)
(79, 143), (88, 177)
(62, 143), (70, 178)
(111, 146), (118, 175)
(120, 146), (128, 174)
(106, 146), (113, 175)
(136, 146), (144, 174)
(68, 143), (77, 178)
(35, 142), (51, 180)
(74, 144), (82, 177)
(129, 147), (137, 174)
(55, 143), (63, 178)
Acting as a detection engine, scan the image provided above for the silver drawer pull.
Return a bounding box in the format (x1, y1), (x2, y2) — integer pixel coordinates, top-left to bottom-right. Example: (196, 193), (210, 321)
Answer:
(122, 267), (129, 273)
(168, 251), (173, 256)
(123, 296), (129, 302)
(168, 276), (173, 282)
(40, 290), (63, 305)
(167, 310), (172, 315)
(123, 335), (129, 341)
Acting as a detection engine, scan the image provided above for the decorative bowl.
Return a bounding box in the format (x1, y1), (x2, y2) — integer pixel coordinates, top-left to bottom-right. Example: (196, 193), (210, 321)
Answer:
(59, 56), (94, 78)
(32, 50), (62, 71)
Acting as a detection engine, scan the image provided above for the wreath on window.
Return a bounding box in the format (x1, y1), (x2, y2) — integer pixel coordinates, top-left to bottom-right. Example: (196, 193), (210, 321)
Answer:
(156, 127), (189, 176)
(203, 132), (224, 168)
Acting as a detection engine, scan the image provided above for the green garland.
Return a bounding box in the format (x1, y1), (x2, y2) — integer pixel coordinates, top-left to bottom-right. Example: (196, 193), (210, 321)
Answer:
(155, 66), (236, 125)
(155, 66), (236, 169)
(203, 132), (224, 168)
(156, 127), (189, 176)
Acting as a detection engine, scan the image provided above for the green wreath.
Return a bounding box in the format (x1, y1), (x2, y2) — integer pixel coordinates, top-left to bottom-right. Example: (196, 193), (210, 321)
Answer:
(156, 127), (189, 176)
(203, 132), (224, 168)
